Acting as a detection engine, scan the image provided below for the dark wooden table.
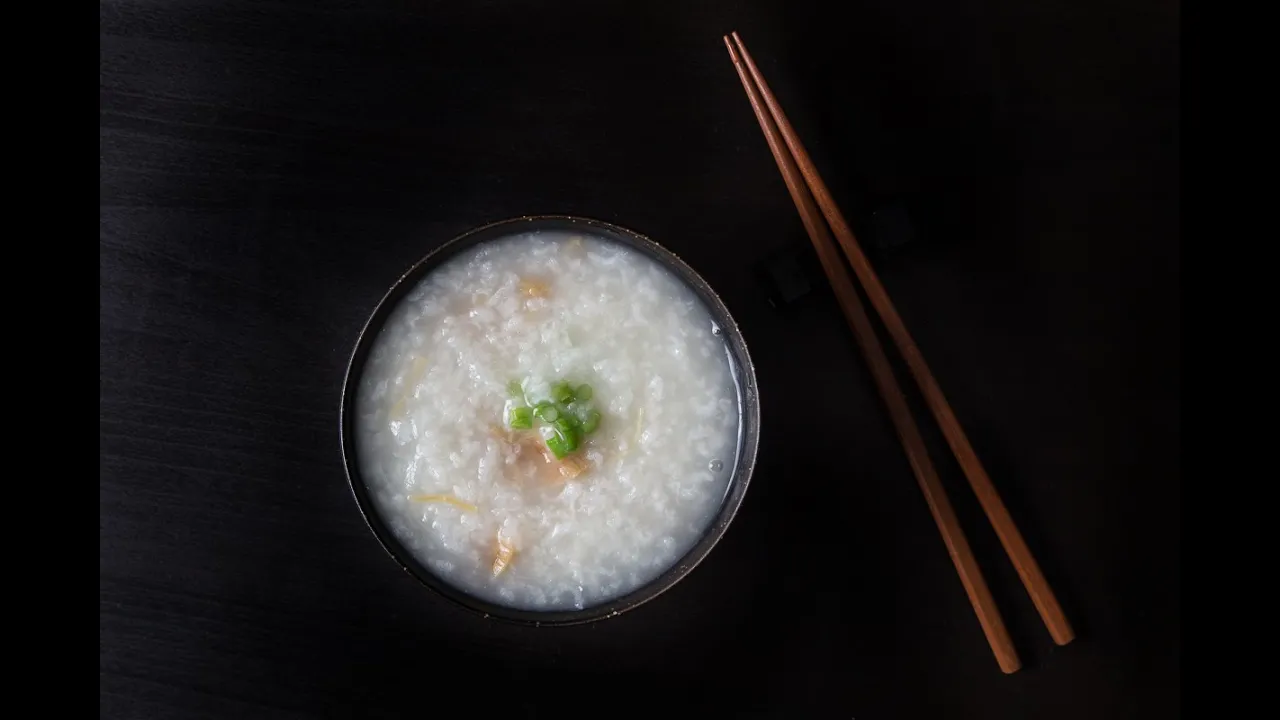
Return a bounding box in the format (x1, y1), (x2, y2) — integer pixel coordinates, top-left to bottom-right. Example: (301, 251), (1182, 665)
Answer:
(100, 1), (1180, 717)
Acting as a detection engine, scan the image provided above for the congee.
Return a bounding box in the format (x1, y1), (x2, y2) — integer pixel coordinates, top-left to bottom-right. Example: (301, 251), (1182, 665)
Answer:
(354, 231), (739, 611)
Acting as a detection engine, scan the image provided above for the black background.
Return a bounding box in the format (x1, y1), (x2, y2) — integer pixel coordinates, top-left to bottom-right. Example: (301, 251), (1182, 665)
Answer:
(100, 1), (1179, 718)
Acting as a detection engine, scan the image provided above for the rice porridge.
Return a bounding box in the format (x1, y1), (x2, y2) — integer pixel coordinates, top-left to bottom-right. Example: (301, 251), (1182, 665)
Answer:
(353, 231), (739, 611)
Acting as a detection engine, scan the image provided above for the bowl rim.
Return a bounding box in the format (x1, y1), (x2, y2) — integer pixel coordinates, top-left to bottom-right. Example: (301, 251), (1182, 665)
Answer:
(339, 214), (760, 625)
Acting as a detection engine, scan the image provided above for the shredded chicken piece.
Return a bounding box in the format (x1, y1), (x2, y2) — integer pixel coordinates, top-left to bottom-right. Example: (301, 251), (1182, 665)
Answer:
(519, 278), (551, 299)
(498, 426), (589, 485)
(408, 494), (478, 512)
(493, 429), (559, 484)
(492, 535), (516, 577)
(558, 454), (591, 480)
(516, 434), (556, 464)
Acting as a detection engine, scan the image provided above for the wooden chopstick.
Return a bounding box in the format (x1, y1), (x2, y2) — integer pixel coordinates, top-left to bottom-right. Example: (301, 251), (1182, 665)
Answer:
(728, 31), (1075, 648)
(724, 35), (1022, 674)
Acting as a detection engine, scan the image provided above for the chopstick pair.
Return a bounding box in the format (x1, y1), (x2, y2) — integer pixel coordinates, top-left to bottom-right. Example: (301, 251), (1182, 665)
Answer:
(723, 31), (1073, 674)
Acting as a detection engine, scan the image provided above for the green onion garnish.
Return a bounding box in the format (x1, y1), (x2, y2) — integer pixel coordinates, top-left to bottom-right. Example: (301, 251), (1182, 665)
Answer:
(544, 430), (573, 459)
(505, 377), (600, 454)
(551, 381), (575, 404)
(552, 418), (581, 451)
(535, 403), (560, 422)
(509, 406), (533, 429)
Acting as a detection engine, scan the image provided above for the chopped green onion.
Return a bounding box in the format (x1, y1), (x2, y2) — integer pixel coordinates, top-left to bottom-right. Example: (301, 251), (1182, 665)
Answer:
(553, 418), (581, 451)
(560, 407), (582, 429)
(544, 430), (573, 459)
(535, 403), (560, 422)
(504, 376), (600, 447)
(508, 406), (533, 429)
(551, 381), (575, 404)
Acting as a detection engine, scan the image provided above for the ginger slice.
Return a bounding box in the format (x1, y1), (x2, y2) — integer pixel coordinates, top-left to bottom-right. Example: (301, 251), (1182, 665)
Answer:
(408, 494), (478, 513)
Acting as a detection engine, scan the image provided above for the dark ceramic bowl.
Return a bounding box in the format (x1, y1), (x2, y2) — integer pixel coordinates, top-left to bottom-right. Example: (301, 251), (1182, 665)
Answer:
(339, 215), (760, 625)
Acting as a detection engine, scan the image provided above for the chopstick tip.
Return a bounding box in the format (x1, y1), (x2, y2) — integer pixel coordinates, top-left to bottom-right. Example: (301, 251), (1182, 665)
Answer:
(728, 31), (749, 65)
(723, 33), (740, 62)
